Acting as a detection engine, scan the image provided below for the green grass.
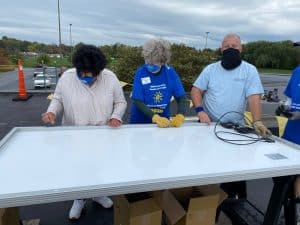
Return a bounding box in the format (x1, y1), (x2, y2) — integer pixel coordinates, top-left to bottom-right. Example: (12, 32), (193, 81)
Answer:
(23, 57), (72, 68)
(258, 68), (292, 75)
(1, 57), (72, 72)
(0, 65), (15, 72)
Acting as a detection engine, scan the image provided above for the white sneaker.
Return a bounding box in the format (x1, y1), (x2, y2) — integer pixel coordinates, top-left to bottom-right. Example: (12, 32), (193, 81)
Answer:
(69, 199), (86, 220)
(92, 196), (113, 208)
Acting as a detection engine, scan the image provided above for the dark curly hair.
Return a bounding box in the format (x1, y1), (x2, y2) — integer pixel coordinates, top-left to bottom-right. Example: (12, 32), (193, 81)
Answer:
(72, 44), (107, 77)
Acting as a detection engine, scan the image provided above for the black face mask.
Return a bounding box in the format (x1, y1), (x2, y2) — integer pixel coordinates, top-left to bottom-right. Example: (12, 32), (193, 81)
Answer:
(221, 48), (242, 70)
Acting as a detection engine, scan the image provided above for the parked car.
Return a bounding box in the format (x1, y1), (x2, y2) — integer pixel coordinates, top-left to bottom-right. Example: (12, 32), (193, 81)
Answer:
(34, 72), (51, 78)
(34, 74), (51, 89)
(33, 67), (46, 78)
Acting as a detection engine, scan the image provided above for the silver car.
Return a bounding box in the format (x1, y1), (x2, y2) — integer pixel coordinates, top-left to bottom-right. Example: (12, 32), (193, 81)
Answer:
(34, 74), (51, 88)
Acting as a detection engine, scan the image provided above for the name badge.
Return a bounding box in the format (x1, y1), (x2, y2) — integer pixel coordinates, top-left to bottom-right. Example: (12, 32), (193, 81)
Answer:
(141, 77), (151, 85)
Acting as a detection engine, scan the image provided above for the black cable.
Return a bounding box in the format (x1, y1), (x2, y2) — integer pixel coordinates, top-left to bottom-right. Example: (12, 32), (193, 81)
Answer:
(213, 111), (271, 145)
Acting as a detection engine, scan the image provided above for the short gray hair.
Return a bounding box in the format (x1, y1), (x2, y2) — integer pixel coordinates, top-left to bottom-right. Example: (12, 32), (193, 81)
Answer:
(142, 38), (171, 64)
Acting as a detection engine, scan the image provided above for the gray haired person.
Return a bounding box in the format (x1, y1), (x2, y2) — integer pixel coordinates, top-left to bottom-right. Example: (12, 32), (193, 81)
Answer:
(142, 38), (172, 64)
(130, 38), (187, 127)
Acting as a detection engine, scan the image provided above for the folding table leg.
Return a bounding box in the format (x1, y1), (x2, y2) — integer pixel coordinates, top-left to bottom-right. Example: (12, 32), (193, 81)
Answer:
(263, 176), (295, 225)
(0, 207), (20, 225)
(283, 175), (297, 225)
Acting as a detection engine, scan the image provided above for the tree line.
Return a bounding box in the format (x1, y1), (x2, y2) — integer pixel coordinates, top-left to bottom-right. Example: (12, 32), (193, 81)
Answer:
(0, 36), (299, 89)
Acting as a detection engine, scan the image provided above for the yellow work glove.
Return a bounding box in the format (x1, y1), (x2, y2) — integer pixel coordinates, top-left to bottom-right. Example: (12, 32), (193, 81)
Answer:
(152, 114), (170, 128)
(253, 120), (272, 138)
(170, 114), (185, 127)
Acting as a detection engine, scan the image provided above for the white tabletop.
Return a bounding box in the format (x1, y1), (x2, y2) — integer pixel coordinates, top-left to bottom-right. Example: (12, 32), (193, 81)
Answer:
(0, 123), (300, 207)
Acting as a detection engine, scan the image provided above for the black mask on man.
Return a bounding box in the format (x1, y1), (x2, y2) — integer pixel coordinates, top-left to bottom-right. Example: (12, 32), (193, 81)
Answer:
(221, 48), (242, 70)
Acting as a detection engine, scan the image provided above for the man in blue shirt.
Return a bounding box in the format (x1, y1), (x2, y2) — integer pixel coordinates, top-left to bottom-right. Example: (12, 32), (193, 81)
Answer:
(278, 66), (300, 145)
(191, 33), (271, 138)
(130, 38), (187, 127)
(191, 33), (271, 199)
(275, 42), (300, 223)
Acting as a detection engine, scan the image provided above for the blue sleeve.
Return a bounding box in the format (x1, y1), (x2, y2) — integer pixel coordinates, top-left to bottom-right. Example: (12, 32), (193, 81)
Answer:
(284, 68), (299, 98)
(170, 67), (185, 97)
(193, 65), (210, 90)
(132, 68), (144, 101)
(284, 76), (293, 98)
(245, 66), (264, 97)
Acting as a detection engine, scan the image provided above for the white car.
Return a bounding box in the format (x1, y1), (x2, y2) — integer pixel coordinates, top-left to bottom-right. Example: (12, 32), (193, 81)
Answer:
(33, 68), (45, 77)
(34, 74), (51, 89)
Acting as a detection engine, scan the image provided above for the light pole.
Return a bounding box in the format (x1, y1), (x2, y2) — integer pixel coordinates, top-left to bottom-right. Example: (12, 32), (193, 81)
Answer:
(69, 23), (72, 64)
(57, 0), (63, 75)
(204, 31), (209, 49)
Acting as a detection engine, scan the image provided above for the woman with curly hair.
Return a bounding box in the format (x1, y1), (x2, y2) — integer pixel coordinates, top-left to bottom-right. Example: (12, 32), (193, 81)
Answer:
(41, 44), (127, 219)
(130, 38), (187, 127)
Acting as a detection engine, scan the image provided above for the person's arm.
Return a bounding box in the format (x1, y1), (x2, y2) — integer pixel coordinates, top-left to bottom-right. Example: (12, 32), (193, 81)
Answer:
(248, 94), (272, 137)
(175, 95), (187, 115)
(245, 65), (264, 122)
(131, 67), (155, 120)
(281, 69), (300, 120)
(190, 66), (212, 124)
(169, 67), (187, 116)
(169, 95), (188, 127)
(167, 67), (187, 127)
(42, 78), (64, 124)
(110, 75), (127, 123)
(133, 98), (154, 119)
(244, 65), (271, 137)
(248, 94), (261, 122)
(191, 87), (211, 124)
(133, 98), (170, 127)
(284, 68), (297, 99)
(133, 98), (170, 128)
(191, 87), (204, 109)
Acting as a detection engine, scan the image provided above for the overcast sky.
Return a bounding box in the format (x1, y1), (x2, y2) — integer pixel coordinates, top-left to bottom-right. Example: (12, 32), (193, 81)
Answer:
(0, 0), (299, 49)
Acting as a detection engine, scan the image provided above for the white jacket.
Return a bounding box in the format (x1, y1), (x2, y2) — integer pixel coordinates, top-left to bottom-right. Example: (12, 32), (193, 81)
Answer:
(47, 68), (127, 126)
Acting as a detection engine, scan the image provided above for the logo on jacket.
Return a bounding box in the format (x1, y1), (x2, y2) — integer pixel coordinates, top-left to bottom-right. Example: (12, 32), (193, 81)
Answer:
(153, 91), (163, 103)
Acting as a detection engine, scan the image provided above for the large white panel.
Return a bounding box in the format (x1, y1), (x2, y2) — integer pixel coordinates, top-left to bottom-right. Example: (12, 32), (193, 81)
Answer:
(0, 123), (299, 207)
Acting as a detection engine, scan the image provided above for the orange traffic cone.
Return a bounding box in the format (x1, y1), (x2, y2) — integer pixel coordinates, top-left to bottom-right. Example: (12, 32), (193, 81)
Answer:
(12, 59), (32, 101)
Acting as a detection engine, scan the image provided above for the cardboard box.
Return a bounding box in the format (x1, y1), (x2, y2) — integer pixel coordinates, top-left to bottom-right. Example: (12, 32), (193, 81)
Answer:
(153, 185), (227, 225)
(114, 192), (162, 225)
(0, 208), (19, 225)
(151, 189), (186, 225)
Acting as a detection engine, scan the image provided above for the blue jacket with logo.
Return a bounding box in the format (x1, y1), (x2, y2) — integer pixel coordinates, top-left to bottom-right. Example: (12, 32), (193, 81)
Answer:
(130, 65), (185, 124)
